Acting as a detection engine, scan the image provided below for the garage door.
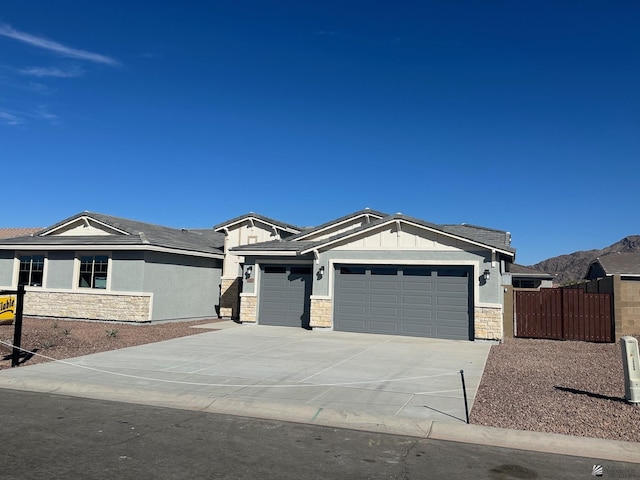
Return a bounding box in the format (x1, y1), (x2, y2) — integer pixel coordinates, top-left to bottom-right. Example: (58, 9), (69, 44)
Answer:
(334, 265), (471, 340)
(259, 265), (312, 328)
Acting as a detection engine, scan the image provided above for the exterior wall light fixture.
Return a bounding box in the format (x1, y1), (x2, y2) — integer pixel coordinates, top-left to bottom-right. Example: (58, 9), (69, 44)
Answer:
(245, 266), (253, 279)
(483, 269), (490, 281)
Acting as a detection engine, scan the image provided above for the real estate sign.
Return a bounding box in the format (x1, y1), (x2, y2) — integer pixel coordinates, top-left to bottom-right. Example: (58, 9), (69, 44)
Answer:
(0, 295), (16, 324)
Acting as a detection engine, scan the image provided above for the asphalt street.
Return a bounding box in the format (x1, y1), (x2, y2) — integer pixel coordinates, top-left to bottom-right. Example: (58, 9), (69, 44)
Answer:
(2, 390), (639, 480)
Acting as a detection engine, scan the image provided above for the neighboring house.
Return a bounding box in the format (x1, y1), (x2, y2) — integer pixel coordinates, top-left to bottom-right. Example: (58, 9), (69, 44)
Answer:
(0, 212), (225, 322)
(213, 213), (302, 319)
(585, 252), (640, 280)
(231, 209), (515, 341)
(0, 228), (42, 239)
(584, 252), (640, 339)
(504, 263), (555, 289)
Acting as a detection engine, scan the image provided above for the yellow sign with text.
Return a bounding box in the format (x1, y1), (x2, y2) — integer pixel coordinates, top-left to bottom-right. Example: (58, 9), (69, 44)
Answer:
(0, 295), (16, 324)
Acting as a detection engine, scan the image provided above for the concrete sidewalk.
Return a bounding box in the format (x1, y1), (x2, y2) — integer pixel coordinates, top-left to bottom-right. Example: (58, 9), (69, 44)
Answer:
(1, 321), (639, 463)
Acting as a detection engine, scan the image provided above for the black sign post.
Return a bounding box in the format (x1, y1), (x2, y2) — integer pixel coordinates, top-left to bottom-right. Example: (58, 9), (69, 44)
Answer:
(11, 284), (25, 367)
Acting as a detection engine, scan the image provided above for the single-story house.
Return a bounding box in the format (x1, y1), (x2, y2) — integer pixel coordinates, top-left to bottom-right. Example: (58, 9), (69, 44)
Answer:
(231, 209), (516, 341)
(584, 252), (640, 339)
(213, 213), (303, 319)
(0, 212), (225, 322)
(503, 264), (555, 289)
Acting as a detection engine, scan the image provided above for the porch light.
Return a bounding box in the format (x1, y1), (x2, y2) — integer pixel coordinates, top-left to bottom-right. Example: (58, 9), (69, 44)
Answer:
(318, 266), (325, 276)
(483, 269), (490, 281)
(245, 266), (253, 279)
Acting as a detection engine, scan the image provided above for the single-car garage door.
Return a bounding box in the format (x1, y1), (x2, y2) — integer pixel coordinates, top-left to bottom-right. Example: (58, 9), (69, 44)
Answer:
(259, 265), (312, 328)
(334, 265), (472, 340)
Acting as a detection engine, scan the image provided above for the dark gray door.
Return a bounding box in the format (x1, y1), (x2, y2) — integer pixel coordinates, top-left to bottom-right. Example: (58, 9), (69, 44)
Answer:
(334, 265), (471, 339)
(259, 265), (312, 328)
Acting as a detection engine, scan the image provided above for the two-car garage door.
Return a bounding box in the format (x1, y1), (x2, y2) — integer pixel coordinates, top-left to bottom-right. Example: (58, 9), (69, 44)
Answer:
(334, 265), (472, 340)
(257, 263), (472, 340)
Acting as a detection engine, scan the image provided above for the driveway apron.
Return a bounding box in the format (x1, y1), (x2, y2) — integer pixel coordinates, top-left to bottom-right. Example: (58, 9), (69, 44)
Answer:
(0, 323), (492, 437)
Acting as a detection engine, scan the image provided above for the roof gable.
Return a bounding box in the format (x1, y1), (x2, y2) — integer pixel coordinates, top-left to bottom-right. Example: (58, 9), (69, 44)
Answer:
(589, 252), (640, 276)
(288, 208), (388, 242)
(213, 213), (301, 235)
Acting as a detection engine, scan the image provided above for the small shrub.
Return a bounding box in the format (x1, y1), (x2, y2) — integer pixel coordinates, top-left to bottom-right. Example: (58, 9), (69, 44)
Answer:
(106, 329), (118, 338)
(53, 321), (59, 329)
(62, 329), (71, 336)
(42, 341), (55, 349)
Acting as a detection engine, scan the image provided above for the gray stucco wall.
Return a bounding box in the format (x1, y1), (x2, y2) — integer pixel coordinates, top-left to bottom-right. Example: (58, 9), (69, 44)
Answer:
(0, 250), (14, 286)
(47, 251), (75, 289)
(314, 249), (503, 305)
(143, 251), (222, 321)
(111, 251), (145, 292)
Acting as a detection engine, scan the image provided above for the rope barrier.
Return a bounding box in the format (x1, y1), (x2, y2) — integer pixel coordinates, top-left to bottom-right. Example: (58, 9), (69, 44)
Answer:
(0, 339), (463, 391)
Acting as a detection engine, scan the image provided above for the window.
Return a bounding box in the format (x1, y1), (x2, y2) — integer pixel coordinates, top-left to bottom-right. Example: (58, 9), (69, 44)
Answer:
(264, 266), (287, 274)
(79, 255), (109, 289)
(19, 255), (45, 286)
(339, 266), (365, 275)
(371, 267), (397, 276)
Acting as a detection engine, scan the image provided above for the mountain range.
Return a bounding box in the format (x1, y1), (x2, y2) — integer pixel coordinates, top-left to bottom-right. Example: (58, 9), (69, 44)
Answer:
(529, 235), (640, 285)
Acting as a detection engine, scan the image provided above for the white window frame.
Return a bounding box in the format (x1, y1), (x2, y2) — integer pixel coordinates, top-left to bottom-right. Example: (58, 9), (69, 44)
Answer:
(74, 252), (112, 291)
(14, 252), (47, 288)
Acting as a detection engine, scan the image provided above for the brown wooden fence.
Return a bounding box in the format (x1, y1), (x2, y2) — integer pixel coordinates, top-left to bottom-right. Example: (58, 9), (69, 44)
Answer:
(515, 288), (613, 342)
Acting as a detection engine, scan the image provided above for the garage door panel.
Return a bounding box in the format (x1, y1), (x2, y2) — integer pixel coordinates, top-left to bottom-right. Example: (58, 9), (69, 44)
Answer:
(259, 265), (311, 328)
(334, 264), (471, 340)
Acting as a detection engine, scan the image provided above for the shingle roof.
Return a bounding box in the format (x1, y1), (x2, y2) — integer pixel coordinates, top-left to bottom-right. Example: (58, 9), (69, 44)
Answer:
(591, 253), (640, 275)
(213, 213), (302, 233)
(0, 227), (42, 239)
(286, 208), (389, 241)
(440, 224), (511, 248)
(509, 264), (554, 277)
(0, 212), (224, 256)
(232, 213), (516, 256)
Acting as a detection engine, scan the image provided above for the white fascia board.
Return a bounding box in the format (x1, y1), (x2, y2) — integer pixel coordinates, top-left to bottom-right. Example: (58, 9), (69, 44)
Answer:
(228, 250), (298, 257)
(4, 243), (223, 259)
(299, 218), (515, 258)
(294, 213), (385, 241)
(42, 216), (129, 236)
(215, 216), (300, 234)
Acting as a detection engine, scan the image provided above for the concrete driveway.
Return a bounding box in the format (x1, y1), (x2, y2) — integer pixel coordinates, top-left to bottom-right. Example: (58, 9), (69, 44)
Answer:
(0, 321), (492, 437)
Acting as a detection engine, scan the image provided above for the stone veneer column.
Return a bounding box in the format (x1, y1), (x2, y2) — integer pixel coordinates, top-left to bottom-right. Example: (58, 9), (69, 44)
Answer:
(239, 295), (257, 323)
(310, 298), (332, 328)
(474, 306), (503, 340)
(220, 277), (241, 319)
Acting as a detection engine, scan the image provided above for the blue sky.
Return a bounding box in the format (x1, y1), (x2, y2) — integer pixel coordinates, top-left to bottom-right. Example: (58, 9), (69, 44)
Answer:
(1, 1), (638, 265)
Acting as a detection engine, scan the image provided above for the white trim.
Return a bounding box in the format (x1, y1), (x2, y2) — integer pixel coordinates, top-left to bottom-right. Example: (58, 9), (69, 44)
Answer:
(20, 286), (153, 297)
(299, 218), (515, 258)
(229, 250), (297, 257)
(293, 212), (386, 241)
(1, 243), (223, 259)
(42, 216), (130, 236)
(215, 216), (300, 235)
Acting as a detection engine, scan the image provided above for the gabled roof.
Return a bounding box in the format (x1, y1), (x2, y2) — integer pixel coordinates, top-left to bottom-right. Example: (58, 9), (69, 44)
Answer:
(0, 227), (42, 239)
(509, 264), (554, 278)
(231, 213), (516, 258)
(588, 252), (640, 276)
(440, 224), (511, 248)
(0, 212), (224, 258)
(213, 212), (302, 234)
(285, 208), (388, 241)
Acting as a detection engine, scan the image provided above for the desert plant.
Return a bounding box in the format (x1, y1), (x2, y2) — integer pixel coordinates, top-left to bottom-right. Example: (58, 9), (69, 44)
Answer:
(106, 329), (118, 338)
(62, 328), (71, 336)
(42, 341), (55, 349)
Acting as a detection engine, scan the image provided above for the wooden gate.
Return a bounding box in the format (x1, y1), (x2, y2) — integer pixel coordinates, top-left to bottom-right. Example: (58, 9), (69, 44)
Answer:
(515, 288), (613, 342)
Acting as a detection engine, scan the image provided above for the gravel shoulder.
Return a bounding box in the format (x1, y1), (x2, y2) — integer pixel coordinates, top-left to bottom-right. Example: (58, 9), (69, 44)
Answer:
(2, 318), (639, 442)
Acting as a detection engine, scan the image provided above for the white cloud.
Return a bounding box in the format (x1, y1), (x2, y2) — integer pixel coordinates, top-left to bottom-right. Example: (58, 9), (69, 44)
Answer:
(18, 65), (84, 78)
(0, 23), (120, 66)
(0, 111), (23, 125)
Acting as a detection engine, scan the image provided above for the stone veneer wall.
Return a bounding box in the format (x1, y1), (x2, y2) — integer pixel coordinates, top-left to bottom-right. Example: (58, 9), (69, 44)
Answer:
(239, 295), (257, 323)
(24, 291), (151, 322)
(310, 298), (332, 328)
(474, 306), (503, 340)
(219, 277), (241, 319)
(617, 277), (640, 339)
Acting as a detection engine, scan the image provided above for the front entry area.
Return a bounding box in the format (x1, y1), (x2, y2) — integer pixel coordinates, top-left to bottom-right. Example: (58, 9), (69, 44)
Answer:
(333, 265), (472, 340)
(258, 264), (312, 328)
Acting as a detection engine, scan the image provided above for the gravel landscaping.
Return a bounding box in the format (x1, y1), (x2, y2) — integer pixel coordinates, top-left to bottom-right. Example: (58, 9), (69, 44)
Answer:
(1, 318), (639, 443)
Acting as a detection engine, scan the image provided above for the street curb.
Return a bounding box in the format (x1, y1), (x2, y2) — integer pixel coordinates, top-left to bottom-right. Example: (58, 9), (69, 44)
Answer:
(428, 422), (640, 464)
